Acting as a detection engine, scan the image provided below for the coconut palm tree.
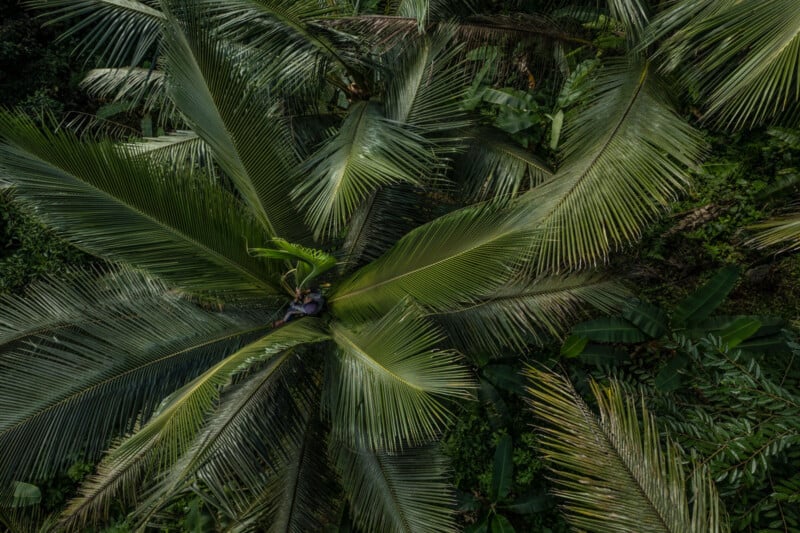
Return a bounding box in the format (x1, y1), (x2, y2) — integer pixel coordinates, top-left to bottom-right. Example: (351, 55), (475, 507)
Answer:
(0, 0), (705, 530)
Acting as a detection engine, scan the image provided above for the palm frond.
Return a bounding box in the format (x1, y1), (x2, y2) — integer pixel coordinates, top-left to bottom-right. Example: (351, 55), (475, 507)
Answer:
(748, 213), (800, 252)
(384, 28), (471, 156)
(216, 413), (341, 533)
(133, 348), (328, 530)
(339, 184), (426, 273)
(293, 101), (434, 240)
(125, 130), (218, 177)
(520, 58), (705, 272)
(651, 0), (800, 128)
(58, 318), (328, 530)
(0, 113), (279, 298)
(0, 268), (270, 485)
(329, 202), (535, 319)
(434, 273), (628, 355)
(81, 67), (179, 125)
(162, 11), (307, 241)
(525, 367), (728, 533)
(326, 304), (473, 451)
(607, 0), (649, 43)
(456, 127), (553, 201)
(334, 443), (457, 533)
(25, 0), (164, 66)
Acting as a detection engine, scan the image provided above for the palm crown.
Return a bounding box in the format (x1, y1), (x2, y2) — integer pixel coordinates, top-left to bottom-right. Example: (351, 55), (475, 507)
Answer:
(0, 0), (708, 530)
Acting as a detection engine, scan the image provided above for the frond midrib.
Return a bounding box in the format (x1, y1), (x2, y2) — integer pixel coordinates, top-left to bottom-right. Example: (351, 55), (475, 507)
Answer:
(0, 325), (270, 440)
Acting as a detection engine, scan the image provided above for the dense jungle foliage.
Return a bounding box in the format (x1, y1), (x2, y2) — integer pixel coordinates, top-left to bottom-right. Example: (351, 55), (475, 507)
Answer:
(1, 0), (800, 532)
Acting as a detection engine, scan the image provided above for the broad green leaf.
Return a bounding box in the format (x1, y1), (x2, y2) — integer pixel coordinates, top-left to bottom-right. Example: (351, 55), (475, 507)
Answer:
(623, 301), (669, 339)
(490, 514), (516, 533)
(491, 435), (513, 501)
(251, 239), (337, 287)
(11, 482), (41, 508)
(579, 344), (629, 366)
(718, 318), (761, 348)
(572, 317), (647, 343)
(673, 267), (739, 327)
(561, 335), (589, 358)
(655, 356), (689, 393)
(501, 491), (552, 515)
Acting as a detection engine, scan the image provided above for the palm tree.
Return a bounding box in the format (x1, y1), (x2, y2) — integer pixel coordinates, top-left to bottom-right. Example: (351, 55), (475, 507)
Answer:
(0, 0), (704, 530)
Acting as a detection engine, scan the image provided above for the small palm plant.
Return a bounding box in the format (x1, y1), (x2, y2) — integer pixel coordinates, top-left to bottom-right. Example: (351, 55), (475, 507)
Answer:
(0, 0), (705, 530)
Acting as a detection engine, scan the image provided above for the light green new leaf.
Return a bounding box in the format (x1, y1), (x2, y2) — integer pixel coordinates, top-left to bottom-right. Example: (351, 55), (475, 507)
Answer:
(334, 443), (458, 533)
(327, 304), (473, 450)
(525, 367), (728, 533)
(293, 100), (433, 239)
(0, 114), (279, 298)
(521, 59), (705, 272)
(250, 238), (337, 288)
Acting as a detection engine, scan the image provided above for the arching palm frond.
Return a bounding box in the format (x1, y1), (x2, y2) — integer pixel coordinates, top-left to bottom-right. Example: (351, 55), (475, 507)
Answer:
(329, 203), (536, 319)
(293, 101), (433, 240)
(521, 58), (705, 272)
(25, 0), (164, 66)
(80, 67), (179, 125)
(525, 367), (728, 533)
(0, 114), (279, 298)
(58, 318), (328, 530)
(339, 184), (426, 273)
(132, 350), (328, 530)
(0, 268), (269, 486)
(126, 130), (217, 177)
(326, 304), (473, 451)
(215, 413), (341, 533)
(748, 213), (800, 253)
(651, 0), (800, 129)
(457, 127), (553, 201)
(162, 12), (307, 241)
(334, 443), (457, 533)
(434, 273), (627, 356)
(384, 28), (470, 157)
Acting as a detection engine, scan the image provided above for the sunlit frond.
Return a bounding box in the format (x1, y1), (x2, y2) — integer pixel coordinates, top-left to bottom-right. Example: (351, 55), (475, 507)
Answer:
(521, 59), (705, 272)
(329, 203), (536, 319)
(435, 273), (627, 355)
(0, 114), (279, 298)
(125, 130), (217, 176)
(525, 367), (728, 533)
(326, 304), (473, 450)
(334, 443), (457, 533)
(81, 67), (178, 124)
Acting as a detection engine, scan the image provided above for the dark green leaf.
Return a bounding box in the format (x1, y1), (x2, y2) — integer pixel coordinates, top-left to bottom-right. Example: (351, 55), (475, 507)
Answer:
(673, 267), (739, 327)
(490, 514), (516, 533)
(501, 491), (552, 515)
(579, 344), (629, 366)
(491, 435), (513, 501)
(718, 318), (761, 348)
(572, 317), (647, 343)
(561, 335), (589, 358)
(623, 302), (668, 339)
(655, 356), (689, 392)
(483, 365), (525, 396)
